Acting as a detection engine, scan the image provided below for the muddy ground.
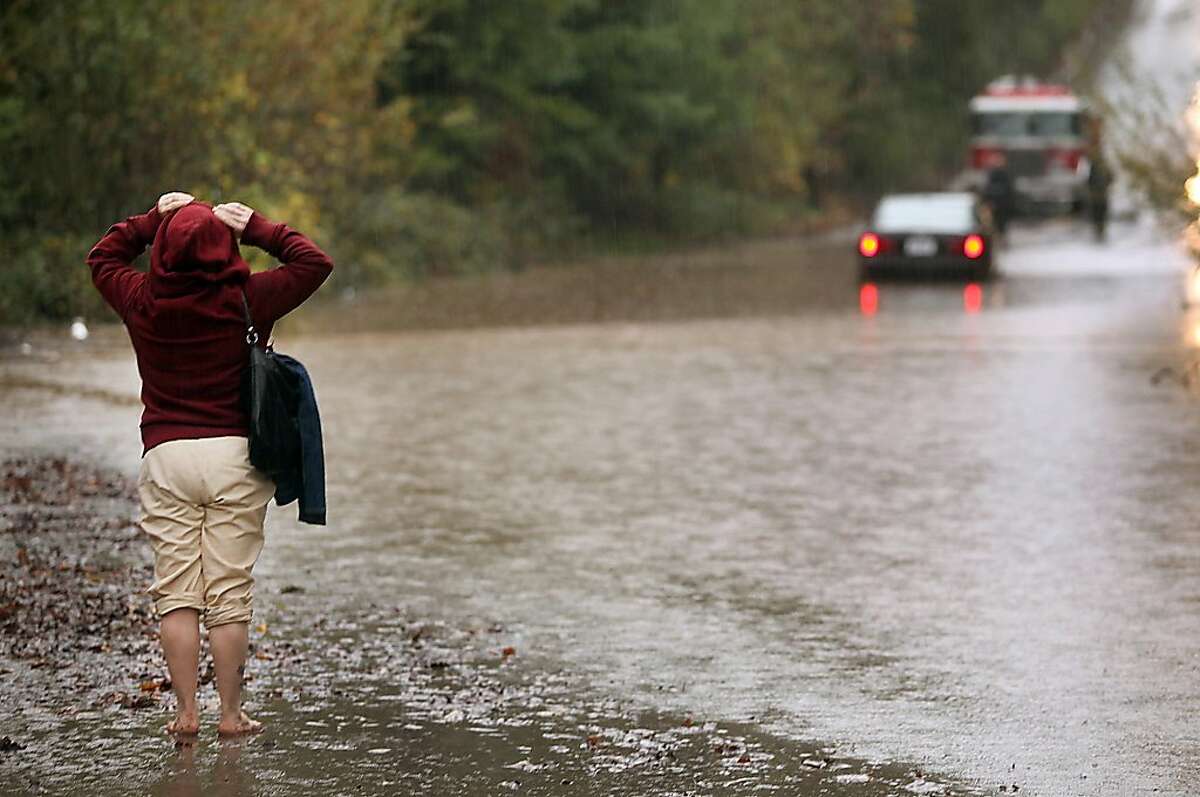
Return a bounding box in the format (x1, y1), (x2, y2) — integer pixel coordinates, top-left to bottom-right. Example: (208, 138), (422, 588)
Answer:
(0, 458), (162, 712)
(0, 454), (976, 796)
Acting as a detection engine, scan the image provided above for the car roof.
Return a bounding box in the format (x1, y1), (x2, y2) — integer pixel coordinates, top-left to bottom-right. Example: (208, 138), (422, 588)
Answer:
(876, 192), (977, 207)
(872, 193), (979, 233)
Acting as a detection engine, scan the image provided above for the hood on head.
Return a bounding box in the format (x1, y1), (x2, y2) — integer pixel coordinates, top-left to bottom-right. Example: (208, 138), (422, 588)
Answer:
(163, 204), (236, 271)
(150, 202), (250, 297)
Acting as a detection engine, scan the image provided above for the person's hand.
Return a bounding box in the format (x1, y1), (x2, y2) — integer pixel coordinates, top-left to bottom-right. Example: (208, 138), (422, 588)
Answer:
(213, 202), (254, 239)
(157, 191), (194, 215)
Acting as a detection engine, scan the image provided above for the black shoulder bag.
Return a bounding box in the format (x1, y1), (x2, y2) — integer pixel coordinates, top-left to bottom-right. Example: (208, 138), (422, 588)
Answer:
(240, 291), (301, 480)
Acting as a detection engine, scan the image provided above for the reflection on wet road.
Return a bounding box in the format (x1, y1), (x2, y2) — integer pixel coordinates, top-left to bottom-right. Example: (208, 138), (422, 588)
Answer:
(3, 219), (1200, 795)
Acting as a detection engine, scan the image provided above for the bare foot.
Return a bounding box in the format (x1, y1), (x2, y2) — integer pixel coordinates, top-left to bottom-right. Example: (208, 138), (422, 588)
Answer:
(217, 711), (263, 737)
(165, 713), (200, 736)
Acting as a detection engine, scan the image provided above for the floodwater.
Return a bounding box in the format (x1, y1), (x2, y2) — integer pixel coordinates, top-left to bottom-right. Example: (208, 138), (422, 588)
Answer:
(3, 217), (1200, 796)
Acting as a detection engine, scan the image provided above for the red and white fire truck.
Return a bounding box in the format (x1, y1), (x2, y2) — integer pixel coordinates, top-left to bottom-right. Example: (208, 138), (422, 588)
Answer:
(966, 76), (1095, 213)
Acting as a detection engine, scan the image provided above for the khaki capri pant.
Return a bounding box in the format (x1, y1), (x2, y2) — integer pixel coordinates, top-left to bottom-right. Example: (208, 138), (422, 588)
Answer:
(138, 436), (275, 629)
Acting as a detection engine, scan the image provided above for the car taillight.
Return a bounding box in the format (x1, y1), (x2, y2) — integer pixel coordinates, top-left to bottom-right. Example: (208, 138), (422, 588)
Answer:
(1047, 148), (1082, 171)
(859, 232), (881, 258)
(971, 147), (1004, 170)
(963, 234), (985, 259)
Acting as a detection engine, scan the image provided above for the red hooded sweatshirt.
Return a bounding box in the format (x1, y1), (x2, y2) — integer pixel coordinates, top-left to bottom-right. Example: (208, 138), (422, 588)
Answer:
(86, 202), (333, 453)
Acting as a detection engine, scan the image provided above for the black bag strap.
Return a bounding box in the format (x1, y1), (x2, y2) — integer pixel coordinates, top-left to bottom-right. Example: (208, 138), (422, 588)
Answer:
(239, 290), (260, 346)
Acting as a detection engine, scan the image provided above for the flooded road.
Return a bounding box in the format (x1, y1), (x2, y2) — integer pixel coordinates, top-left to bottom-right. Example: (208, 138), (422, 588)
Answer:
(3, 218), (1200, 795)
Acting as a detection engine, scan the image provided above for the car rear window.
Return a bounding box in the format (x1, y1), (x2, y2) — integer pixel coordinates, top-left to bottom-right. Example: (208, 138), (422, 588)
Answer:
(873, 195), (975, 233)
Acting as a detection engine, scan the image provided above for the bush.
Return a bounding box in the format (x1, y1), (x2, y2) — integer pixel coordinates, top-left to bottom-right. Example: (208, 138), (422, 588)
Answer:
(330, 189), (582, 284)
(0, 233), (111, 324)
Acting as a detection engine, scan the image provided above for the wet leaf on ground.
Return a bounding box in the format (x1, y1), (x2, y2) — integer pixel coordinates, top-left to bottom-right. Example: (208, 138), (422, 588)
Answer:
(0, 736), (26, 752)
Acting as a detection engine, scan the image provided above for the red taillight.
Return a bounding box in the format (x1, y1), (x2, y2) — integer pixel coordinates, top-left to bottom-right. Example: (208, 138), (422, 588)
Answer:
(1047, 148), (1082, 171)
(859, 232), (880, 258)
(971, 147), (1003, 170)
(963, 234), (985, 259)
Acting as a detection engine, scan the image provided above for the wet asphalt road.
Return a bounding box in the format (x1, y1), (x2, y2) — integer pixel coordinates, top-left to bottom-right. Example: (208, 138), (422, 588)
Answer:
(2, 218), (1199, 795)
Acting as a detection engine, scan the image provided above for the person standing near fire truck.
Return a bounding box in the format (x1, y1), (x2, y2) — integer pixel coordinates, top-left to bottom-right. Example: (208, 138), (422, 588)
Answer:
(982, 155), (1016, 242)
(1086, 149), (1112, 242)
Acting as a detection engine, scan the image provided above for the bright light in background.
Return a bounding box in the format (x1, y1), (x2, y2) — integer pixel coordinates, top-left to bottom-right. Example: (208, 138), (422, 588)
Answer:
(963, 283), (983, 314)
(859, 283), (879, 316)
(1185, 85), (1200, 337)
(1186, 267), (1200, 306)
(1187, 173), (1200, 205)
(1188, 86), (1200, 206)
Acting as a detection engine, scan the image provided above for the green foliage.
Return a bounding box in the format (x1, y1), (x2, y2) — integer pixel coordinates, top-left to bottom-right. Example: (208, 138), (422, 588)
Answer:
(0, 233), (107, 324)
(334, 190), (517, 281)
(831, 0), (1110, 194)
(379, 0), (1113, 229)
(0, 0), (1112, 322)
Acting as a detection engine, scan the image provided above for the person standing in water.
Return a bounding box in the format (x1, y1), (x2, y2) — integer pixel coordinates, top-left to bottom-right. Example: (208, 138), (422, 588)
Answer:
(1086, 149), (1113, 242)
(86, 192), (333, 736)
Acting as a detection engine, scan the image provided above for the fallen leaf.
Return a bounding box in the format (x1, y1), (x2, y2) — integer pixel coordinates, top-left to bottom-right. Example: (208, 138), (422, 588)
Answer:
(0, 736), (26, 752)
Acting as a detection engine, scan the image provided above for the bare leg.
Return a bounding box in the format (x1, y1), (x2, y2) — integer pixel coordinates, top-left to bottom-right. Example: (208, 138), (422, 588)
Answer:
(160, 608), (201, 734)
(210, 622), (263, 735)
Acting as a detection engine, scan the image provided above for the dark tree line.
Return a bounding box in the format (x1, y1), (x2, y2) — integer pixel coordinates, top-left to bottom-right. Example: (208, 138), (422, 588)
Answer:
(0, 0), (1109, 321)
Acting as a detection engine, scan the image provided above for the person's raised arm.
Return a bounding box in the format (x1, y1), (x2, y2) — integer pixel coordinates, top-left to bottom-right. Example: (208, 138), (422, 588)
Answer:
(86, 192), (193, 318)
(215, 202), (334, 324)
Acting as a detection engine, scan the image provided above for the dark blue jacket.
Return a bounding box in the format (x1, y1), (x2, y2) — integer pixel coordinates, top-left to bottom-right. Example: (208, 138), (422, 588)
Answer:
(271, 354), (326, 525)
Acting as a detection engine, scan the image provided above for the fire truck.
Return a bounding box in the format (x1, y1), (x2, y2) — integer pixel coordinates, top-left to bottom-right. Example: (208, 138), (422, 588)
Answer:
(966, 76), (1094, 214)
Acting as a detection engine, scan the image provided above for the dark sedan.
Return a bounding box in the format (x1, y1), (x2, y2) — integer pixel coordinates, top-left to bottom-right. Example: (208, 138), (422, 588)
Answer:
(858, 192), (995, 281)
